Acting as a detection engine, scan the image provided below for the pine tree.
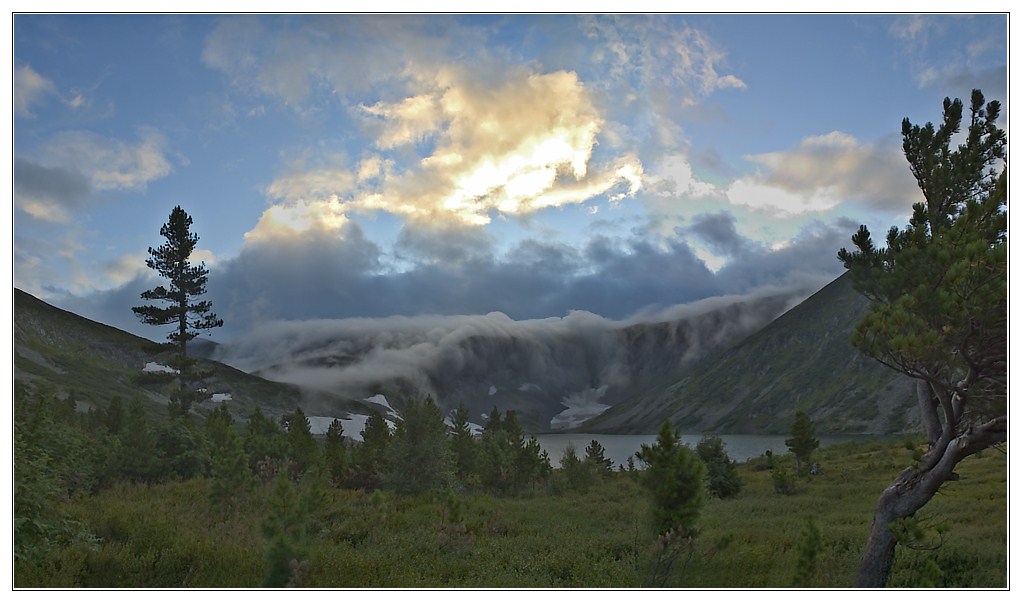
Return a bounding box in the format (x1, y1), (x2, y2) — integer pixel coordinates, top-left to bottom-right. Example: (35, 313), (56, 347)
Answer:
(838, 89), (1006, 587)
(696, 435), (741, 498)
(244, 407), (288, 480)
(385, 396), (454, 494)
(636, 420), (706, 536)
(560, 443), (592, 491)
(261, 470), (308, 587)
(784, 411), (819, 478)
(323, 419), (347, 487)
(284, 408), (318, 478)
(111, 398), (161, 483)
(209, 425), (253, 515)
(350, 410), (391, 490)
(449, 403), (479, 485)
(132, 206), (223, 416)
(585, 439), (613, 477)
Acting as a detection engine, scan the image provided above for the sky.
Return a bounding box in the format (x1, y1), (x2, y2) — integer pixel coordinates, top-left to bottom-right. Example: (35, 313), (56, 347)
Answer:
(8, 11), (1009, 343)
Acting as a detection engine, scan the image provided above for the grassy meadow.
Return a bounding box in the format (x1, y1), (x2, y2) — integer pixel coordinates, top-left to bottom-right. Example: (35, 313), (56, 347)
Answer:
(15, 438), (1006, 589)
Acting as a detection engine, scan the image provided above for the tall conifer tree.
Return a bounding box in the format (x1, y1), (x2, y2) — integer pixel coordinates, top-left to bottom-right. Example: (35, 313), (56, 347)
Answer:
(133, 206), (223, 416)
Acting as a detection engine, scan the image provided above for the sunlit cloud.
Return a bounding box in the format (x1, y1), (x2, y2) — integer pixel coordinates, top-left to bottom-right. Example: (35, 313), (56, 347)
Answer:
(13, 64), (57, 118)
(245, 197), (351, 243)
(360, 67), (643, 226)
(646, 155), (718, 198)
(40, 128), (173, 191)
(726, 178), (840, 216)
(244, 64), (646, 239)
(102, 252), (149, 286)
(265, 166), (356, 204)
(728, 131), (920, 216)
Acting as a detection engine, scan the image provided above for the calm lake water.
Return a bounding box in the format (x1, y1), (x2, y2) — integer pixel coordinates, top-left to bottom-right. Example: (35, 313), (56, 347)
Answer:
(531, 433), (871, 468)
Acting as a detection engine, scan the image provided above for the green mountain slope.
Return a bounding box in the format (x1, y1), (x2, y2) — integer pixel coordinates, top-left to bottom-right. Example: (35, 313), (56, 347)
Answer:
(583, 273), (920, 435)
(12, 288), (369, 421)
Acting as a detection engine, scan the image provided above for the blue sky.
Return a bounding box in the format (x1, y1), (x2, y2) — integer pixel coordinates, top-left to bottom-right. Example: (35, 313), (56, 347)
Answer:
(9, 12), (1008, 341)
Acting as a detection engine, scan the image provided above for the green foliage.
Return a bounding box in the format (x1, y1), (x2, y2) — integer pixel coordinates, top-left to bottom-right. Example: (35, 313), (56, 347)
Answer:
(696, 435), (742, 498)
(110, 398), (163, 483)
(132, 206), (223, 417)
(323, 419), (348, 487)
(792, 516), (823, 586)
(13, 431), (95, 563)
(284, 407), (319, 477)
(261, 471), (309, 587)
(636, 420), (707, 536)
(385, 396), (454, 494)
(349, 410), (392, 490)
(838, 89), (1006, 419)
(243, 407), (288, 479)
(785, 411), (819, 477)
(771, 463), (796, 495)
(560, 443), (592, 492)
(154, 417), (209, 480)
(449, 403), (479, 484)
(13, 439), (1006, 588)
(478, 407), (547, 494)
(209, 426), (253, 516)
(584, 439), (613, 477)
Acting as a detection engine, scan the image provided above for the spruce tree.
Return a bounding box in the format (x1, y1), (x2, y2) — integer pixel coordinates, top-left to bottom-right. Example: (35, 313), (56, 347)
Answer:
(133, 205), (223, 416)
(784, 411), (819, 478)
(384, 396), (453, 494)
(323, 419), (347, 487)
(585, 439), (613, 477)
(449, 403), (479, 485)
(284, 408), (318, 477)
(350, 410), (391, 490)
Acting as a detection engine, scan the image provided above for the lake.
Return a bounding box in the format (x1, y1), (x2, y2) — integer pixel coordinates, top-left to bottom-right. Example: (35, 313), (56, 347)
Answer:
(531, 433), (872, 468)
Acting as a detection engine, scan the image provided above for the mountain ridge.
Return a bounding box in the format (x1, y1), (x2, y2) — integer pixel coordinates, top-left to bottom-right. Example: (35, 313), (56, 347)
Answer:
(582, 273), (918, 434)
(12, 288), (374, 422)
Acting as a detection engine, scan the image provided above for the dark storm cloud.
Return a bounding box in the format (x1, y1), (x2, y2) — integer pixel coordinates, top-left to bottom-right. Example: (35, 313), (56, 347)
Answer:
(686, 211), (751, 258)
(53, 213), (851, 345)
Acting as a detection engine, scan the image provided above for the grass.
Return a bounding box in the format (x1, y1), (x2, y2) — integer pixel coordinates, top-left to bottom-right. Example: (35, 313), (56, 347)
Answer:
(14, 439), (1006, 588)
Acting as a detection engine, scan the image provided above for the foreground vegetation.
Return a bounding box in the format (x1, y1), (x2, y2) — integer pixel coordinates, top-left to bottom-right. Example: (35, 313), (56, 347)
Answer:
(14, 389), (1005, 588)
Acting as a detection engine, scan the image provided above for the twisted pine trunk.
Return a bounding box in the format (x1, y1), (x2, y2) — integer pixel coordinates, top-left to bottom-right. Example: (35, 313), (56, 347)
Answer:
(855, 395), (1005, 587)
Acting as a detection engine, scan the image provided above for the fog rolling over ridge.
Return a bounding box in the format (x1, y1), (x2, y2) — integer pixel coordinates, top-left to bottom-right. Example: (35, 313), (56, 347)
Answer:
(213, 283), (818, 431)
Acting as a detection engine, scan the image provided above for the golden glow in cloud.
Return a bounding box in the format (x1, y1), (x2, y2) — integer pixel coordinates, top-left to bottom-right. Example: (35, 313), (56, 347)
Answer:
(246, 66), (645, 240)
(245, 197), (350, 242)
(368, 68), (643, 226)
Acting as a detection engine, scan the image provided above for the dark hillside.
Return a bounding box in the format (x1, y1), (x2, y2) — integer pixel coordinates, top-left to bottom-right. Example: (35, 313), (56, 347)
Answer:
(12, 288), (369, 421)
(583, 273), (918, 434)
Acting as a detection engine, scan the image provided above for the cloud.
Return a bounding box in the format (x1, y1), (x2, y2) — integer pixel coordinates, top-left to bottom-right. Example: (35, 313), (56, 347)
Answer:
(686, 212), (752, 258)
(200, 15), (477, 107)
(580, 15), (746, 104)
(729, 131), (921, 216)
(13, 64), (57, 117)
(240, 62), (644, 241)
(645, 155), (718, 198)
(357, 66), (643, 226)
(889, 15), (936, 44)
(40, 128), (173, 191)
(13, 157), (92, 222)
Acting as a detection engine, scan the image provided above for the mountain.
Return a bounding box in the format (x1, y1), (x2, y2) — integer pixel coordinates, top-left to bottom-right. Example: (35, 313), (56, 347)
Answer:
(13, 274), (919, 435)
(212, 288), (815, 432)
(582, 273), (919, 435)
(12, 288), (374, 422)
